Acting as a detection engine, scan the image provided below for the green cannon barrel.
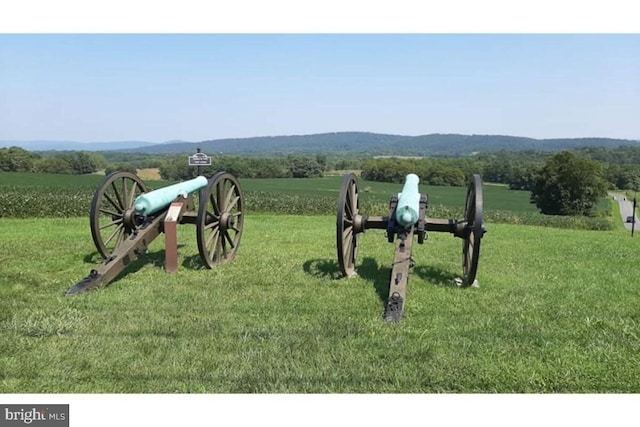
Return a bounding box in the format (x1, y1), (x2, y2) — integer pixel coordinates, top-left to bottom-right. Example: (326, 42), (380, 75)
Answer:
(395, 173), (421, 227)
(134, 175), (208, 216)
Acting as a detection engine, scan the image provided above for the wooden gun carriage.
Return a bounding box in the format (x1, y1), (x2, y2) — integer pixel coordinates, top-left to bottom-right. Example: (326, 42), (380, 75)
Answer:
(65, 171), (244, 295)
(336, 173), (486, 322)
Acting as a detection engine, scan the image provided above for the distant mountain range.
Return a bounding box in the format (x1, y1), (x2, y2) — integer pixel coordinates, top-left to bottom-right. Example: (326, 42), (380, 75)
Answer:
(2, 132), (639, 156)
(0, 140), (191, 152)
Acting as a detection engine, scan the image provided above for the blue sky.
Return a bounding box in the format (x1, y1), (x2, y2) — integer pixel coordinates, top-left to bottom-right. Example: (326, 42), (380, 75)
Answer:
(1, 34), (639, 142)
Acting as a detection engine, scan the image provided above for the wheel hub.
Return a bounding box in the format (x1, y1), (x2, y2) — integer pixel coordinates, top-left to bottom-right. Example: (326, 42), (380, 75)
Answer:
(353, 214), (366, 234)
(122, 208), (139, 230)
(220, 212), (234, 230)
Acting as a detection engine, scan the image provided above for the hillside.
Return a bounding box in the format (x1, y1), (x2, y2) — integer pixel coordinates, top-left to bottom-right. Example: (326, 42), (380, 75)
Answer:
(0, 140), (192, 152)
(3, 132), (639, 156)
(120, 132), (639, 156)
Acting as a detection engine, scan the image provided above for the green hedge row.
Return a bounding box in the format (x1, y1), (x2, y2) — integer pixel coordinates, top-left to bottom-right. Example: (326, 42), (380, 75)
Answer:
(0, 186), (614, 231)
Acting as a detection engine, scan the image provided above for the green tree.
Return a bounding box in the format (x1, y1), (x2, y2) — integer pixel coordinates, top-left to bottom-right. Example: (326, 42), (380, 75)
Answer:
(34, 156), (72, 174)
(0, 147), (40, 172)
(530, 151), (607, 216)
(69, 152), (99, 175)
(287, 156), (323, 178)
(508, 164), (538, 191)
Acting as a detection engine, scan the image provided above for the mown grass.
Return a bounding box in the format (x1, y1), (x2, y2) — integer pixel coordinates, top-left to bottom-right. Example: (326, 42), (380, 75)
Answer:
(1, 215), (639, 393)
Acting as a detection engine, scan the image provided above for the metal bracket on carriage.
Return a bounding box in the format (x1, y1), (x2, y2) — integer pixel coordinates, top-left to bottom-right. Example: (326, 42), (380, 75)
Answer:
(387, 195), (398, 243)
(384, 292), (404, 323)
(417, 194), (427, 244)
(64, 269), (102, 296)
(455, 277), (480, 288)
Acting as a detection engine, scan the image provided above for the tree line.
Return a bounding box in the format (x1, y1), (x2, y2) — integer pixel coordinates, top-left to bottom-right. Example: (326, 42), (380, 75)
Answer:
(2, 145), (636, 217)
(361, 151), (612, 216)
(0, 147), (107, 175)
(0, 147), (339, 180)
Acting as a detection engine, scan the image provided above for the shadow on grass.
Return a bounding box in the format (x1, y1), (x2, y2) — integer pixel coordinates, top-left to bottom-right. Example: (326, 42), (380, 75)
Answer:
(355, 257), (391, 304)
(302, 257), (393, 304)
(302, 259), (343, 280)
(182, 253), (215, 270)
(73, 244), (202, 291)
(302, 257), (392, 311)
(413, 265), (459, 287)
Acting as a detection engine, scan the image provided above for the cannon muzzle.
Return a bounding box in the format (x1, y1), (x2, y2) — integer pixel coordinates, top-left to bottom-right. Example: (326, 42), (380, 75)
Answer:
(395, 173), (421, 227)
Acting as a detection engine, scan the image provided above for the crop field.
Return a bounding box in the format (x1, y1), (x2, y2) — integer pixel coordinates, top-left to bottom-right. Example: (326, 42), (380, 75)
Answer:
(1, 171), (532, 208)
(1, 213), (639, 393)
(0, 171), (613, 230)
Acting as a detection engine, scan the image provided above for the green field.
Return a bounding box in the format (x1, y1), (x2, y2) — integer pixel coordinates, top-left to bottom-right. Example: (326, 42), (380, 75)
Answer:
(1, 171), (533, 210)
(240, 177), (537, 212)
(1, 214), (639, 393)
(0, 171), (613, 230)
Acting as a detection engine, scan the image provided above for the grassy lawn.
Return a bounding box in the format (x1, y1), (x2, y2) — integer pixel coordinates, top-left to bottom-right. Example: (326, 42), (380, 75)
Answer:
(1, 215), (639, 393)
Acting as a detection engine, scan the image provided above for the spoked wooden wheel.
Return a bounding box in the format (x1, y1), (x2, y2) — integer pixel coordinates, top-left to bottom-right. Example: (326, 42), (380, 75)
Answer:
(336, 173), (364, 278)
(90, 171), (148, 259)
(197, 171), (244, 269)
(461, 174), (485, 286)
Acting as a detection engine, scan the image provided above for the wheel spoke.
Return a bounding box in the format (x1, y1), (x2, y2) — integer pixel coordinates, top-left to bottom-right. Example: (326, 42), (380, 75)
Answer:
(99, 218), (123, 230)
(103, 192), (122, 213)
(227, 195), (240, 212)
(103, 223), (124, 246)
(127, 181), (139, 208)
(217, 181), (225, 211)
(344, 187), (353, 218)
(209, 192), (220, 216)
(204, 219), (220, 230)
(348, 182), (357, 216)
(223, 229), (236, 249)
(207, 229), (220, 259)
(223, 184), (237, 212)
(343, 226), (353, 242)
(344, 235), (354, 264)
(221, 232), (228, 257)
(110, 181), (125, 211)
(121, 179), (129, 210)
(99, 208), (120, 217)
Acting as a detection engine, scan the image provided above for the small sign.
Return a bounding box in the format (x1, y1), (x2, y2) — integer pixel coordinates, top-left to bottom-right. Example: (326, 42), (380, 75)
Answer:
(188, 152), (211, 166)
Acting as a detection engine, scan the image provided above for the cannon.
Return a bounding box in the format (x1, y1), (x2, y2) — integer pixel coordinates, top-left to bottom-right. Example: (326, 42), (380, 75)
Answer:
(336, 173), (486, 322)
(65, 171), (244, 295)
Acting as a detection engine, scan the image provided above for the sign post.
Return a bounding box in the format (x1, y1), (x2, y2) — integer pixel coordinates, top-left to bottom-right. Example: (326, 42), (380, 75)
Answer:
(188, 148), (212, 199)
(189, 148), (212, 173)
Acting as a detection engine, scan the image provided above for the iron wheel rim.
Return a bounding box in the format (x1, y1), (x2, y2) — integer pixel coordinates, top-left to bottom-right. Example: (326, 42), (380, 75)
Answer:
(197, 171), (244, 269)
(336, 173), (360, 278)
(90, 171), (148, 259)
(461, 174), (484, 286)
